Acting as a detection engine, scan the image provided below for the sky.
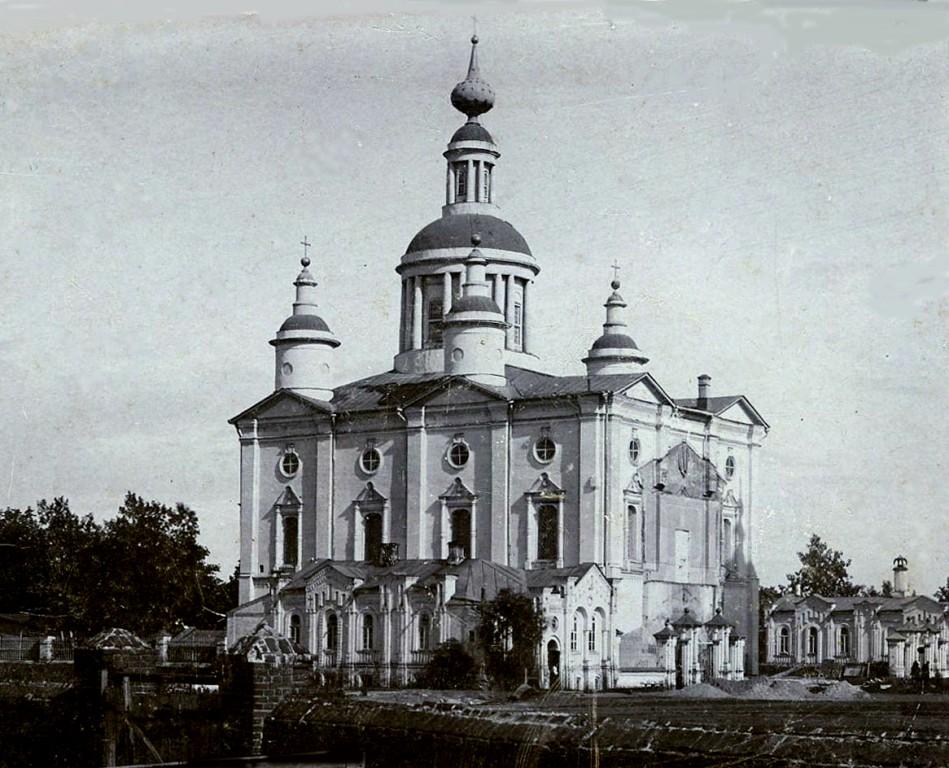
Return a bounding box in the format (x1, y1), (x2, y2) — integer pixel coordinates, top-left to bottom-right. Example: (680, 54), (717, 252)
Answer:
(1, 2), (947, 595)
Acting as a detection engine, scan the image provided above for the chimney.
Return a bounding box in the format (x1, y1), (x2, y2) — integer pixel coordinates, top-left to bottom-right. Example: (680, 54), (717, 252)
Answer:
(892, 555), (908, 597)
(698, 374), (711, 407)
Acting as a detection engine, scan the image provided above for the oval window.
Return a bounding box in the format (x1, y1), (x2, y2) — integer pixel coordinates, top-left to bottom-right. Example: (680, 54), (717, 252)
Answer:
(280, 452), (300, 477)
(534, 437), (556, 463)
(725, 455), (736, 479)
(360, 447), (381, 474)
(629, 437), (641, 464)
(448, 442), (470, 468)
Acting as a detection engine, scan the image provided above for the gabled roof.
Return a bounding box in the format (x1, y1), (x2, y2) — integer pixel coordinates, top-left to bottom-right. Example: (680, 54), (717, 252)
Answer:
(525, 562), (604, 589)
(770, 593), (943, 616)
(229, 387), (333, 424)
(674, 394), (769, 429)
(235, 366), (683, 422)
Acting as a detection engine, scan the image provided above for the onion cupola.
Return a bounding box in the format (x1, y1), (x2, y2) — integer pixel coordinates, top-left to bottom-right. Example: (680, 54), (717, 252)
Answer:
(270, 253), (340, 400)
(394, 36), (540, 376)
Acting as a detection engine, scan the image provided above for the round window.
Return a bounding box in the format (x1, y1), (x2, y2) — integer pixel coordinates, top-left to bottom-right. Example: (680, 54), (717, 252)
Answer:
(725, 455), (736, 479)
(282, 362), (293, 376)
(629, 437), (641, 464)
(448, 442), (470, 468)
(280, 452), (300, 477)
(360, 447), (381, 474)
(534, 437), (556, 463)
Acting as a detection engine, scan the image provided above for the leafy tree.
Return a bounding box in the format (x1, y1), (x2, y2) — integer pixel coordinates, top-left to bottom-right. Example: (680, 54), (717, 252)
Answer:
(0, 493), (234, 636)
(93, 492), (231, 635)
(935, 578), (949, 602)
(476, 589), (544, 690)
(860, 580), (893, 598)
(417, 639), (477, 689)
(786, 534), (860, 597)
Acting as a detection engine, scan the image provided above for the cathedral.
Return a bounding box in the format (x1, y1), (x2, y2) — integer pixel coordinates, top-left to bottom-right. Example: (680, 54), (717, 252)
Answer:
(226, 37), (769, 690)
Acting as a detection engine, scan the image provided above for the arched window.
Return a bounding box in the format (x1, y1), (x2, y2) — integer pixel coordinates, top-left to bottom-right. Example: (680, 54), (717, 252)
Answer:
(418, 613), (431, 650)
(537, 505), (559, 561)
(288, 614), (301, 645)
(451, 508), (472, 558)
(588, 614), (597, 652)
(283, 516), (299, 567)
(326, 613), (339, 652)
(425, 297), (443, 347)
(779, 626), (790, 656)
(807, 627), (818, 657)
(362, 614), (374, 651)
(723, 519), (733, 562)
(626, 505), (639, 561)
(455, 162), (468, 200)
(364, 513), (383, 564)
(481, 163), (491, 202)
(839, 626), (851, 657)
(570, 615), (578, 652)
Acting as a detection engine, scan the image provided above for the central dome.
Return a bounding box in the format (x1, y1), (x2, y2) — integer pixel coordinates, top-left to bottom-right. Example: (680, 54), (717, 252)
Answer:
(405, 213), (532, 256)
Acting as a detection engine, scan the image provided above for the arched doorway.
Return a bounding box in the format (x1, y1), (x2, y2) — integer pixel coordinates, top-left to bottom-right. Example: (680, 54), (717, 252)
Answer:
(547, 639), (561, 689)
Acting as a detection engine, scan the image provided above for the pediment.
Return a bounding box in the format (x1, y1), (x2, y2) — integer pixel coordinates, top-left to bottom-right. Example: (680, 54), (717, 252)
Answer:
(230, 389), (332, 424)
(722, 489), (740, 507)
(718, 400), (758, 426)
(619, 373), (676, 407)
(440, 477), (476, 500)
(276, 486), (302, 508)
(800, 595), (833, 613)
(904, 595), (944, 614)
(572, 563), (611, 594)
(305, 562), (361, 592)
(355, 481), (386, 504)
(622, 379), (662, 405)
(399, 376), (507, 410)
(653, 441), (723, 499)
(625, 471), (645, 494)
(526, 472), (565, 499)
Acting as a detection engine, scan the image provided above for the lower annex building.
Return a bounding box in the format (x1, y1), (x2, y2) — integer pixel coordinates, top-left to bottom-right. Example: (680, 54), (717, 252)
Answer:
(765, 557), (949, 679)
(226, 37), (769, 690)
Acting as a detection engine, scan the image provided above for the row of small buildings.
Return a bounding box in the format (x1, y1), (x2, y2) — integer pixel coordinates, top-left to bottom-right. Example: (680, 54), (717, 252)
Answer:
(764, 557), (948, 678)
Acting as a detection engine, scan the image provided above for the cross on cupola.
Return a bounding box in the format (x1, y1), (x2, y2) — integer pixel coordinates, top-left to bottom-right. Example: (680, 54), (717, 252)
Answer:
(300, 236), (312, 265)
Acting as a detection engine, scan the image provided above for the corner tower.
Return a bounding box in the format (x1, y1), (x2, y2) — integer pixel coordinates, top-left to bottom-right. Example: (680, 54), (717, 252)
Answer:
(394, 36), (541, 375)
(583, 279), (648, 375)
(270, 253), (339, 399)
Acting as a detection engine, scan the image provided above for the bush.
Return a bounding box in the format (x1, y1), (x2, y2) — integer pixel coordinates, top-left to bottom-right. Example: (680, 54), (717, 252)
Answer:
(416, 640), (477, 690)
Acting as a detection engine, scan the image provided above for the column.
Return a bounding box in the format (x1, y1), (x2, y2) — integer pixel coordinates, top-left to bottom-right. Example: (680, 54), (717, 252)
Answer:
(493, 273), (504, 311)
(400, 280), (410, 351)
(469, 498), (478, 559)
(504, 275), (513, 348)
(442, 271), (452, 316)
(467, 159), (475, 202)
(446, 164), (454, 205)
(411, 276), (423, 349)
(522, 279), (530, 353)
(439, 501), (449, 559)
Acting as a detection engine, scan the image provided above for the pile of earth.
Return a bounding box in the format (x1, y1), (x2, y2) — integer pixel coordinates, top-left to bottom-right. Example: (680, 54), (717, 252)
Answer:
(669, 678), (870, 700)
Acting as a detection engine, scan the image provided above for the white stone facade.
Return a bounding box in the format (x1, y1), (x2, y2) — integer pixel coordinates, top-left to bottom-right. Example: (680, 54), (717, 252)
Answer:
(227, 38), (769, 690)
